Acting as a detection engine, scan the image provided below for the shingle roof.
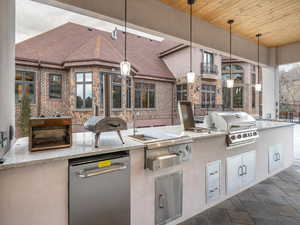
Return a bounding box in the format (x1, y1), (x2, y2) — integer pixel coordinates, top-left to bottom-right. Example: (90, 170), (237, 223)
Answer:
(16, 22), (178, 80)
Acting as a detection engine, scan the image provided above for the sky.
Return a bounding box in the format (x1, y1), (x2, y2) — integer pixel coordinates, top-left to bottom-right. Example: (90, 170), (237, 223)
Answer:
(16, 0), (163, 43)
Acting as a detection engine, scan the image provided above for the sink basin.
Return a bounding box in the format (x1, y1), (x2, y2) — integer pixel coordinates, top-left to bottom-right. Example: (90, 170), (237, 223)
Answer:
(128, 134), (158, 142)
(128, 131), (190, 144)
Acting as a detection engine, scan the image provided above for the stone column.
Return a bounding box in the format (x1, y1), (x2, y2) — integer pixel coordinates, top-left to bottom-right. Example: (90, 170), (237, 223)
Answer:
(0, 0), (15, 155)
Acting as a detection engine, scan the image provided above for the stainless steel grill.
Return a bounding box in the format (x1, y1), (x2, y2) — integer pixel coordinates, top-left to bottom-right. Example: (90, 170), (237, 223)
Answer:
(204, 112), (259, 148)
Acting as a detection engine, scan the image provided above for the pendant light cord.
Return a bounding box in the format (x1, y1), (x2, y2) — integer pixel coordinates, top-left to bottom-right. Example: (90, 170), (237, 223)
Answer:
(190, 2), (192, 72)
(256, 33), (262, 83)
(229, 22), (232, 80)
(257, 35), (260, 78)
(125, 0), (127, 61)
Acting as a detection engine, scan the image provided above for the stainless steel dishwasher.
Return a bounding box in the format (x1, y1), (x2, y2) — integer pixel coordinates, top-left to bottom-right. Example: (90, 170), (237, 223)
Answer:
(69, 151), (130, 225)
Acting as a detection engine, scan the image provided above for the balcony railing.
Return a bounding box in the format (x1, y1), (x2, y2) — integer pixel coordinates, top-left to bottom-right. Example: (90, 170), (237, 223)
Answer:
(201, 63), (218, 75)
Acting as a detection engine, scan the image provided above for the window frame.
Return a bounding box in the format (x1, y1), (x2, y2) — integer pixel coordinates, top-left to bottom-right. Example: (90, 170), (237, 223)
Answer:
(176, 83), (188, 102)
(252, 87), (256, 108)
(75, 72), (93, 110)
(203, 51), (214, 66)
(99, 72), (105, 109)
(232, 86), (244, 108)
(111, 74), (123, 110)
(126, 77), (132, 109)
(134, 82), (156, 109)
(201, 84), (216, 108)
(48, 74), (62, 100)
(15, 70), (36, 104)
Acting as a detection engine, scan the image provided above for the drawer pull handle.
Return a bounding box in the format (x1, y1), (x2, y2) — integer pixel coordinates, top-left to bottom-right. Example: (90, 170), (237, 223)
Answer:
(209, 171), (218, 176)
(78, 163), (127, 178)
(209, 187), (218, 193)
(238, 166), (243, 176)
(159, 194), (165, 208)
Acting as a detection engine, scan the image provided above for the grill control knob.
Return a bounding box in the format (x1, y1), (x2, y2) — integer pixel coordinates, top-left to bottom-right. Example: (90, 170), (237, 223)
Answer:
(237, 135), (242, 139)
(253, 132), (257, 136)
(231, 135), (235, 140)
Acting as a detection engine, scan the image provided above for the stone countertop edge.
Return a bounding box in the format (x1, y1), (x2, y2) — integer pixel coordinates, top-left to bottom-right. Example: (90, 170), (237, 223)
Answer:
(0, 121), (295, 170)
(256, 121), (295, 131)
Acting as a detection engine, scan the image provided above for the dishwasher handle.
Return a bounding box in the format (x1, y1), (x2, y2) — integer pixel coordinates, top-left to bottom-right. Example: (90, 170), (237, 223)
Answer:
(77, 162), (127, 178)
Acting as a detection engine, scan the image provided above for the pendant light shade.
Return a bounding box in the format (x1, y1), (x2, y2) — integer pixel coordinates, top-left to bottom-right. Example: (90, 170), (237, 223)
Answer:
(255, 33), (262, 92)
(120, 0), (131, 76)
(227, 79), (234, 88)
(120, 60), (131, 76)
(255, 83), (262, 92)
(187, 71), (196, 83)
(186, 0), (195, 83)
(227, 19), (234, 88)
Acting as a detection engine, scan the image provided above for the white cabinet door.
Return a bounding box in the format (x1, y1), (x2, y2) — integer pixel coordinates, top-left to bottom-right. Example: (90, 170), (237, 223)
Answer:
(269, 144), (283, 173)
(242, 151), (256, 187)
(226, 155), (242, 194)
(206, 160), (221, 202)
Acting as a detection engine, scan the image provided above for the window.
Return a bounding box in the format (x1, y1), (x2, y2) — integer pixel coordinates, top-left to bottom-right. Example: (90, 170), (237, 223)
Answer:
(99, 72), (104, 108)
(176, 84), (188, 101)
(222, 65), (244, 84)
(76, 72), (92, 109)
(126, 78), (132, 108)
(135, 82), (155, 109)
(251, 73), (256, 84)
(203, 52), (214, 66)
(201, 84), (216, 108)
(15, 70), (35, 104)
(233, 87), (243, 108)
(252, 87), (256, 108)
(49, 74), (62, 99)
(222, 87), (231, 108)
(111, 74), (122, 109)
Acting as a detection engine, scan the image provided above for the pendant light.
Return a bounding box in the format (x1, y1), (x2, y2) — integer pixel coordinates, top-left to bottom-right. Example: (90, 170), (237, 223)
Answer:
(187, 0), (196, 83)
(255, 33), (262, 92)
(227, 19), (234, 88)
(120, 0), (131, 76)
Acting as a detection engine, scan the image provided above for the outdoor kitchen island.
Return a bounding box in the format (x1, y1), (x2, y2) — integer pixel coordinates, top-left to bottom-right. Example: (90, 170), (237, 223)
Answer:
(0, 120), (295, 225)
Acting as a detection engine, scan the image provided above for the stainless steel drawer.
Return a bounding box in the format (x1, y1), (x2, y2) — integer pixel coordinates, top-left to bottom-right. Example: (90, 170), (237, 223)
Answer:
(206, 160), (221, 202)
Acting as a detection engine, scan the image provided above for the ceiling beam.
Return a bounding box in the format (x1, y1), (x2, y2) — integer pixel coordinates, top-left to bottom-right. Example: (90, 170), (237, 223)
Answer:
(34, 0), (271, 65)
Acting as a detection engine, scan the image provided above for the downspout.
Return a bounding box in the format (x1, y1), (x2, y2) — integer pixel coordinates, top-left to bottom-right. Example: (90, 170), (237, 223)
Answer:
(171, 81), (174, 125)
(37, 60), (42, 116)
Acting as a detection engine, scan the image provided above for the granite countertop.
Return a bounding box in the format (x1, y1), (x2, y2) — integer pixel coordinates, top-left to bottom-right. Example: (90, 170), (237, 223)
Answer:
(256, 120), (295, 131)
(0, 121), (294, 170)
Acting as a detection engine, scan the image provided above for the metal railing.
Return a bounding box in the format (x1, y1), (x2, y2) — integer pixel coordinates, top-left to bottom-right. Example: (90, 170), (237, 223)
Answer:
(201, 63), (218, 75)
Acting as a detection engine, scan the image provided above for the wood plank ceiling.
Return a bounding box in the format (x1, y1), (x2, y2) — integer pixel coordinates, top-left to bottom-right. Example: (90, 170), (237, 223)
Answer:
(160, 0), (300, 47)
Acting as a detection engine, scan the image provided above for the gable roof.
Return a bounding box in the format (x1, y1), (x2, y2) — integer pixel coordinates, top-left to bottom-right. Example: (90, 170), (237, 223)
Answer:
(16, 22), (179, 80)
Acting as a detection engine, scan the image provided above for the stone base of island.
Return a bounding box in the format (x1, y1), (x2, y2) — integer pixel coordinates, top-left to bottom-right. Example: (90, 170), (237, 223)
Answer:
(0, 121), (295, 225)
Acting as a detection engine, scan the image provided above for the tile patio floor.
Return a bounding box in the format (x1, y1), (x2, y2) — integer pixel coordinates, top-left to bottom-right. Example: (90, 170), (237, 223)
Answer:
(179, 161), (300, 225)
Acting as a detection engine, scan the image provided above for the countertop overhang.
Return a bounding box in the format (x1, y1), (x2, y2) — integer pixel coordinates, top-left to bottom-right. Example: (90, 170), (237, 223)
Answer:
(0, 121), (294, 170)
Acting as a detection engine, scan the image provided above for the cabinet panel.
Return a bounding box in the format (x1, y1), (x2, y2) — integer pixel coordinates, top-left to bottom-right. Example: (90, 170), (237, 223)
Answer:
(155, 171), (183, 225)
(242, 151), (256, 186)
(226, 155), (242, 194)
(269, 144), (283, 173)
(206, 160), (221, 202)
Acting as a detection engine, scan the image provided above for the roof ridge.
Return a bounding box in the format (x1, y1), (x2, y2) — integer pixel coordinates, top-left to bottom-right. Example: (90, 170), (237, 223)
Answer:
(16, 22), (73, 46)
